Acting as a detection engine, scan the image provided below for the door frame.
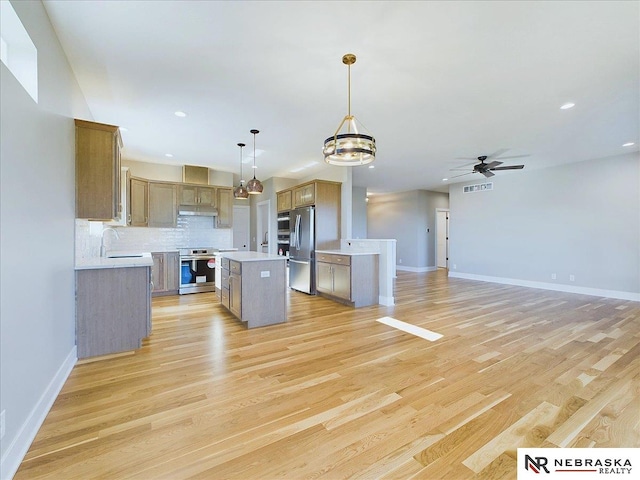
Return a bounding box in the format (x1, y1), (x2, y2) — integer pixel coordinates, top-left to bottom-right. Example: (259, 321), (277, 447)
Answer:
(257, 199), (271, 254)
(435, 208), (450, 269)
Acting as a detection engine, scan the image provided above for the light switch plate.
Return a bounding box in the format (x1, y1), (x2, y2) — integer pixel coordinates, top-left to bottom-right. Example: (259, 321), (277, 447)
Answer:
(261, 271), (270, 278)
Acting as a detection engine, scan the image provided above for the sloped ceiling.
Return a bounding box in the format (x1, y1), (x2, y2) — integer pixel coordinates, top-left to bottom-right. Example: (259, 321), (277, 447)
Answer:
(42, 0), (639, 194)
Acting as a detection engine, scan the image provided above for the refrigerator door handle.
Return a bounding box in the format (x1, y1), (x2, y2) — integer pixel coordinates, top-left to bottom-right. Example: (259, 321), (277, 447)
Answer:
(289, 259), (309, 265)
(294, 214), (301, 249)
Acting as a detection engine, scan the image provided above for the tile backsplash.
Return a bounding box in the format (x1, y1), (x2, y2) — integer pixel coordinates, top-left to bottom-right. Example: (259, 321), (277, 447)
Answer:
(76, 216), (233, 258)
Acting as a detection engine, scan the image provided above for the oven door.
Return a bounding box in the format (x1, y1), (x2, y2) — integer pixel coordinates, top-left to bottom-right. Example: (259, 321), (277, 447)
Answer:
(179, 256), (216, 294)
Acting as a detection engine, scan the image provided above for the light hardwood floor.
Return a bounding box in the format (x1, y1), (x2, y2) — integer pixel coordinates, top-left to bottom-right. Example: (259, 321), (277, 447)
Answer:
(15, 270), (640, 479)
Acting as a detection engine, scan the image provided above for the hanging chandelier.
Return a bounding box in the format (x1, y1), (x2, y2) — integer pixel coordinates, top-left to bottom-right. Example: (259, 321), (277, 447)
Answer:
(233, 142), (249, 199)
(246, 129), (263, 194)
(323, 53), (376, 166)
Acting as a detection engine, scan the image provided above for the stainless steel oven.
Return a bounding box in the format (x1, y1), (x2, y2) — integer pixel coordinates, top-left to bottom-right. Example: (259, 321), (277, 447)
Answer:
(179, 248), (217, 294)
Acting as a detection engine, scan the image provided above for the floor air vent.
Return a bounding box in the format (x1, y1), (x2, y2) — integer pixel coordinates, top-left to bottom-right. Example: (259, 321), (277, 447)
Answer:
(463, 182), (493, 193)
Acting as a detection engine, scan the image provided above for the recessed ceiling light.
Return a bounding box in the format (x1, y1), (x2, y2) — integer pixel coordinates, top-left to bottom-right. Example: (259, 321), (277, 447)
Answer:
(119, 127), (128, 132)
(560, 103), (575, 110)
(622, 142), (635, 147)
(368, 165), (375, 169)
(165, 153), (173, 158)
(442, 178), (448, 182)
(174, 111), (187, 117)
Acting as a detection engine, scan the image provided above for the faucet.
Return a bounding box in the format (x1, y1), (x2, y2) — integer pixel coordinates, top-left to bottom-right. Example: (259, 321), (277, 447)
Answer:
(100, 227), (120, 257)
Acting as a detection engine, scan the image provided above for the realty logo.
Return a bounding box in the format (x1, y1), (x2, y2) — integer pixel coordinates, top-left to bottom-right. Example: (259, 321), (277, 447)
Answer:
(525, 455), (550, 474)
(517, 448), (638, 479)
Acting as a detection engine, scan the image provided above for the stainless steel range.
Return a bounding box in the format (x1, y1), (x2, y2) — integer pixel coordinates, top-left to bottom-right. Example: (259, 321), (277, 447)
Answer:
(179, 247), (217, 294)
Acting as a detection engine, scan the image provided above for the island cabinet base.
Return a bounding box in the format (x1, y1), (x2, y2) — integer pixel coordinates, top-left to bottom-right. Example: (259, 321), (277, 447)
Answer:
(76, 266), (151, 358)
(220, 253), (287, 328)
(316, 252), (379, 308)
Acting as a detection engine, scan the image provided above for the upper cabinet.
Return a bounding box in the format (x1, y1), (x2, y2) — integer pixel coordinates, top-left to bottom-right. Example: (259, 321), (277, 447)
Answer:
(148, 182), (177, 228)
(277, 180), (341, 250)
(293, 183), (315, 208)
(75, 119), (122, 220)
(216, 187), (233, 228)
(277, 190), (292, 213)
(129, 177), (149, 227)
(178, 185), (216, 207)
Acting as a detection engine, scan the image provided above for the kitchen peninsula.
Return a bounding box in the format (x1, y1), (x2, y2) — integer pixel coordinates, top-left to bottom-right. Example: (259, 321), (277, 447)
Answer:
(75, 253), (154, 358)
(220, 252), (287, 328)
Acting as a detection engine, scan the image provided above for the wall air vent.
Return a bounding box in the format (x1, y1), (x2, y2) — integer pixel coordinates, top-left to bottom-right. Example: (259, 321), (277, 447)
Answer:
(463, 182), (493, 193)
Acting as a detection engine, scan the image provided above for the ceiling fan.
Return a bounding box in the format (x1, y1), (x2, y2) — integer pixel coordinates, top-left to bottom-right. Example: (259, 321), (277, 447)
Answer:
(450, 149), (527, 178)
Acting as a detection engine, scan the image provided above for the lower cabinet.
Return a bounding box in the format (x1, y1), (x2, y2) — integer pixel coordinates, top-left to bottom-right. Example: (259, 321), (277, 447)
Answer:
(151, 251), (180, 296)
(219, 255), (287, 328)
(76, 266), (152, 359)
(316, 252), (379, 307)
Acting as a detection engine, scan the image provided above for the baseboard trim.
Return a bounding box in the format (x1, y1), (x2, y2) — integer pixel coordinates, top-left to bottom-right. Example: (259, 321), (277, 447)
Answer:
(1, 346), (77, 480)
(448, 272), (640, 302)
(378, 295), (395, 306)
(396, 265), (438, 273)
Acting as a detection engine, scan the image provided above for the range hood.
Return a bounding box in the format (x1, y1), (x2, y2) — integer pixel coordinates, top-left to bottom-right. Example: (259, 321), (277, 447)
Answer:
(178, 205), (218, 217)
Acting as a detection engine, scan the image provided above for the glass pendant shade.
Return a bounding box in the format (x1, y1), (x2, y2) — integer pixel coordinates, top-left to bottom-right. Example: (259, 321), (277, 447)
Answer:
(233, 142), (249, 199)
(247, 129), (263, 194)
(324, 54), (376, 166)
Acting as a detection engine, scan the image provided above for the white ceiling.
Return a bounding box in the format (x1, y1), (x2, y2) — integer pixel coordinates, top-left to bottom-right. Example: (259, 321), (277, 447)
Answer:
(42, 0), (639, 194)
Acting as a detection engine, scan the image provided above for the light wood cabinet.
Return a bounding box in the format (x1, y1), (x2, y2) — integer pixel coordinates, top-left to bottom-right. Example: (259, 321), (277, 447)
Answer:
(179, 185), (217, 207)
(277, 180), (341, 250)
(216, 187), (233, 228)
(219, 254), (287, 328)
(129, 177), (148, 226)
(277, 190), (292, 213)
(148, 182), (177, 227)
(76, 266), (151, 358)
(293, 183), (315, 208)
(316, 252), (379, 307)
(75, 119), (122, 220)
(151, 251), (179, 296)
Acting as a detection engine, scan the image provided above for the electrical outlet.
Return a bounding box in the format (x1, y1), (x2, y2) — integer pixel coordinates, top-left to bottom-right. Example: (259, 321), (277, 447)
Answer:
(569, 274), (575, 282)
(260, 271), (270, 278)
(551, 273), (557, 280)
(1, 409), (5, 439)
(399, 258), (402, 264)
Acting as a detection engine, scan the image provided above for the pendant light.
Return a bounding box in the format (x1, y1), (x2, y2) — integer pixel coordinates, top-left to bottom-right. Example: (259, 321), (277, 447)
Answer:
(323, 53), (376, 166)
(246, 129), (263, 194)
(233, 142), (249, 199)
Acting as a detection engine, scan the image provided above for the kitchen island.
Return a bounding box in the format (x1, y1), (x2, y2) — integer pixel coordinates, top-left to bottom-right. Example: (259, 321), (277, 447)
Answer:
(75, 253), (153, 358)
(315, 250), (379, 307)
(220, 251), (287, 328)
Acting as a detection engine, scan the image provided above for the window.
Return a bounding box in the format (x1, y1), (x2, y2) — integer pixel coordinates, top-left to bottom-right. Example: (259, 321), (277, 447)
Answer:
(0, 0), (38, 102)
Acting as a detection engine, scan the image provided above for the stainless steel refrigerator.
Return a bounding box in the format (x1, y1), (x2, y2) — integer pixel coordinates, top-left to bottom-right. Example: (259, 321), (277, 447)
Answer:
(289, 206), (315, 294)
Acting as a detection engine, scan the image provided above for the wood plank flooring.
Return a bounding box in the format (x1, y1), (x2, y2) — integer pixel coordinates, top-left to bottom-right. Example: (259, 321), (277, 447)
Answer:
(15, 270), (640, 479)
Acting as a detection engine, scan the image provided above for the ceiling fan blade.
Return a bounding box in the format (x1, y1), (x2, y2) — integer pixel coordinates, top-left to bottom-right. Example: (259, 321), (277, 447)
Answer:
(453, 157), (479, 161)
(490, 165), (524, 171)
(481, 170), (495, 178)
(450, 172), (475, 179)
(484, 161), (503, 169)
(449, 167), (473, 171)
(485, 148), (510, 160)
(492, 154), (530, 160)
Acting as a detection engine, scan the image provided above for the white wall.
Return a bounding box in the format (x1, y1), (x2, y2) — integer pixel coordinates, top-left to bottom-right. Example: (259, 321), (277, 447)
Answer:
(367, 190), (449, 270)
(352, 186), (367, 239)
(448, 153), (640, 299)
(0, 1), (91, 477)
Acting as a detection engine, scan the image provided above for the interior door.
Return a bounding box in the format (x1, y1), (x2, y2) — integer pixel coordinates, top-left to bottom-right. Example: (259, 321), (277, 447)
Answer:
(436, 210), (449, 268)
(232, 205), (250, 251)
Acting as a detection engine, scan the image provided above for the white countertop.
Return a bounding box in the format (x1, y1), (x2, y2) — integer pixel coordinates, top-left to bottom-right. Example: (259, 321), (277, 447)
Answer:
(75, 252), (154, 270)
(221, 251), (287, 262)
(316, 249), (380, 256)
